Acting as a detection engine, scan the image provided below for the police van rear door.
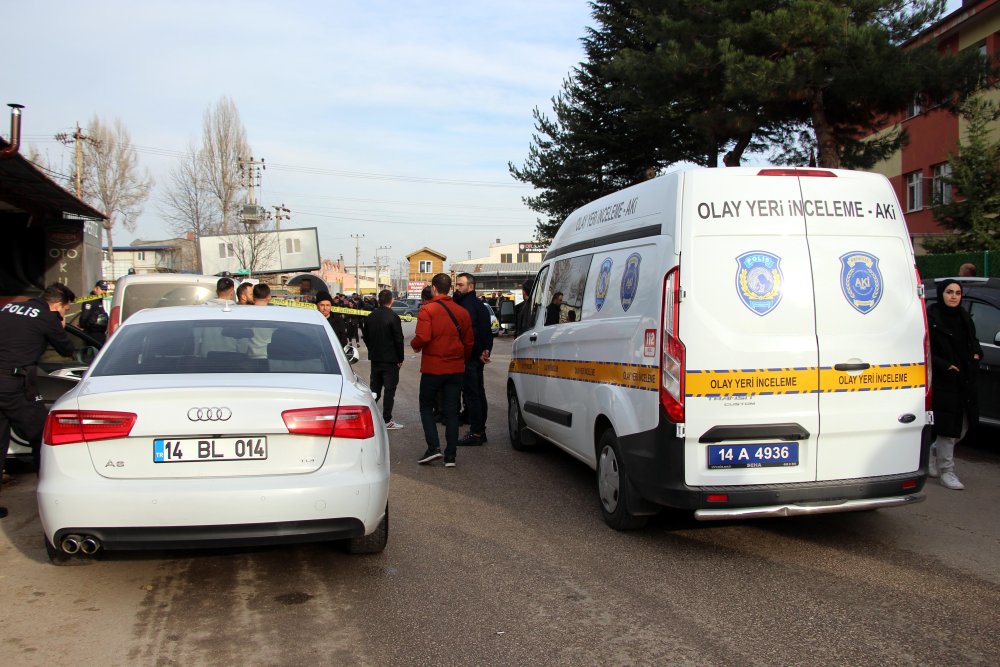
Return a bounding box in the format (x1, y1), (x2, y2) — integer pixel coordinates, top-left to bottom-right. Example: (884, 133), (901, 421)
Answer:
(800, 170), (924, 479)
(680, 169), (821, 486)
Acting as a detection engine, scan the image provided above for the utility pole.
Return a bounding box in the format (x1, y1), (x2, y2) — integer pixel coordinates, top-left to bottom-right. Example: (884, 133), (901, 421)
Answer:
(272, 204), (291, 230)
(55, 122), (96, 198)
(376, 245), (391, 292)
(351, 234), (365, 295)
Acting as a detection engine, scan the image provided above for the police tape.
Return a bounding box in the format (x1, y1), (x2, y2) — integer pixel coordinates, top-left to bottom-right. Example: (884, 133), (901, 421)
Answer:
(268, 299), (417, 321)
(73, 293), (113, 304)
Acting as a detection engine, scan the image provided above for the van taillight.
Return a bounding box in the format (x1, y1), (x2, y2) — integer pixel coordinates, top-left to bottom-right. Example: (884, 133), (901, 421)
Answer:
(44, 410), (137, 446)
(108, 305), (121, 334)
(660, 267), (685, 422)
(758, 168), (836, 178)
(917, 266), (932, 410)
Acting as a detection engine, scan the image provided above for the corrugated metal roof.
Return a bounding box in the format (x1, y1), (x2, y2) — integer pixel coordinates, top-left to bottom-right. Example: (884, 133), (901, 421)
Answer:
(450, 262), (542, 275)
(0, 139), (106, 220)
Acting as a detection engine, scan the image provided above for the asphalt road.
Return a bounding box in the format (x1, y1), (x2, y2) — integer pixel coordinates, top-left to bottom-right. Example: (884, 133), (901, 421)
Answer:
(1, 327), (998, 666)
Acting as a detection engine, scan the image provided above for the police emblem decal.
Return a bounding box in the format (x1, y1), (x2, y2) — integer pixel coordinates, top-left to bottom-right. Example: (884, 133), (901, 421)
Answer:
(840, 251), (883, 314)
(736, 251), (783, 316)
(595, 257), (613, 311)
(620, 253), (641, 311)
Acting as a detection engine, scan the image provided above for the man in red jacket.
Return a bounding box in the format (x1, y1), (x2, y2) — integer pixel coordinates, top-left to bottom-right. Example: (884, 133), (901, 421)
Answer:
(411, 273), (473, 467)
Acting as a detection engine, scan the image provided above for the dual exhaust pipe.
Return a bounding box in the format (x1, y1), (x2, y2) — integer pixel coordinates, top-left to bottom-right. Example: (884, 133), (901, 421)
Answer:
(60, 534), (101, 555)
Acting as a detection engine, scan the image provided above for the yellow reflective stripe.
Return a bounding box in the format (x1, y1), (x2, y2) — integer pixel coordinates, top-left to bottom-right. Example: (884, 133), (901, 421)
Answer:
(686, 368), (817, 396)
(819, 363), (925, 392)
(508, 360), (926, 396)
(508, 358), (658, 391)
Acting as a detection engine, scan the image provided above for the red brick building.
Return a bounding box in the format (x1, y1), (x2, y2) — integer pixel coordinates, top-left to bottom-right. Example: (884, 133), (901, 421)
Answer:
(867, 0), (1000, 251)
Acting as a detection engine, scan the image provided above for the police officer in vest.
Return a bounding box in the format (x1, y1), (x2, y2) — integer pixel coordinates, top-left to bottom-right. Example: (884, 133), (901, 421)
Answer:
(0, 283), (76, 518)
(79, 279), (110, 345)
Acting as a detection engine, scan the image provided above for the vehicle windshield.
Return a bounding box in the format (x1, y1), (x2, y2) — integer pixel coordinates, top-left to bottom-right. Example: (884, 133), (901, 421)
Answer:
(121, 283), (215, 321)
(92, 319), (340, 375)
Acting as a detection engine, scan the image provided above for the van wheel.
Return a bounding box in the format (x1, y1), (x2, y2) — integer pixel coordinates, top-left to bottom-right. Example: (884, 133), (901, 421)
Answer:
(507, 386), (533, 451)
(597, 429), (649, 531)
(347, 506), (388, 554)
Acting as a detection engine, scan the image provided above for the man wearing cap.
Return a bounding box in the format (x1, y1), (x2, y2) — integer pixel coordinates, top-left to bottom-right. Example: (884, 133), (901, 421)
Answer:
(79, 279), (110, 345)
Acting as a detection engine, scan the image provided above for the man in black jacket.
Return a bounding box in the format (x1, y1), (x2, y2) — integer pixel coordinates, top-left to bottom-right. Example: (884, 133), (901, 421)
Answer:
(453, 273), (493, 445)
(363, 289), (405, 430)
(79, 279), (110, 344)
(0, 283), (76, 518)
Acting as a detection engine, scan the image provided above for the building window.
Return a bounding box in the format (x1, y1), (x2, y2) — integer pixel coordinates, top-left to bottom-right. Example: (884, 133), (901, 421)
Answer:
(906, 172), (923, 212)
(419, 260), (432, 273)
(931, 163), (953, 206)
(285, 238), (301, 254)
(500, 253), (513, 263)
(136, 251), (146, 261)
(516, 253), (529, 263)
(219, 243), (235, 259)
(905, 96), (923, 119)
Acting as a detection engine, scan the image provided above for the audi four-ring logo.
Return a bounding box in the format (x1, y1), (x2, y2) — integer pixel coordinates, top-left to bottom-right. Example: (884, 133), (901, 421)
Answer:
(187, 407), (232, 421)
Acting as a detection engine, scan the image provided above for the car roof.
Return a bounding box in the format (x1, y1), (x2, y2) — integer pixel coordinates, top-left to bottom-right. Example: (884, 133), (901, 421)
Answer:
(122, 303), (327, 326)
(114, 273), (221, 287)
(923, 277), (1000, 304)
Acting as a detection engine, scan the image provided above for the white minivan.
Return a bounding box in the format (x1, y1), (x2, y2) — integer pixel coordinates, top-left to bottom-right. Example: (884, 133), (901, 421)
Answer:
(507, 167), (930, 529)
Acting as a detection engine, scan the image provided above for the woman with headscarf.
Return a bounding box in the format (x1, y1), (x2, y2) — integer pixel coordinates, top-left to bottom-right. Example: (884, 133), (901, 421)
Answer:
(926, 279), (982, 490)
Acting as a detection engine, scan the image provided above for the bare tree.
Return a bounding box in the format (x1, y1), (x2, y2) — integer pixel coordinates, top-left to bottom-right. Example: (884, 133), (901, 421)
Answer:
(231, 220), (279, 278)
(80, 116), (154, 265)
(160, 142), (221, 273)
(201, 96), (249, 234)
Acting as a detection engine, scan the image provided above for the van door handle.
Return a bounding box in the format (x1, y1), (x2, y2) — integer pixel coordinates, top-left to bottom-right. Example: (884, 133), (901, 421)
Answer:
(529, 334), (538, 342)
(699, 423), (809, 443)
(834, 362), (870, 371)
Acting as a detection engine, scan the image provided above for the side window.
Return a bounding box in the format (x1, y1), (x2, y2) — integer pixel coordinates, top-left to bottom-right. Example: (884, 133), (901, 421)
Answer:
(529, 265), (550, 328)
(968, 301), (1000, 346)
(544, 254), (592, 325)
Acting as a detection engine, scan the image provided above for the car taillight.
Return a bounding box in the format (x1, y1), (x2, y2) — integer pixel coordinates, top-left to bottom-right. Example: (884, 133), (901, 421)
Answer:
(282, 406), (375, 439)
(917, 266), (932, 410)
(43, 410), (137, 446)
(660, 266), (685, 423)
(108, 305), (121, 334)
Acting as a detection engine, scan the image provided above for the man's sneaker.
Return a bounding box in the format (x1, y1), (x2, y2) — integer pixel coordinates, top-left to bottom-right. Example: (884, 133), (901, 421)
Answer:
(417, 448), (443, 465)
(928, 448), (939, 478)
(940, 471), (965, 490)
(457, 432), (486, 446)
(385, 420), (404, 430)
(444, 459), (456, 468)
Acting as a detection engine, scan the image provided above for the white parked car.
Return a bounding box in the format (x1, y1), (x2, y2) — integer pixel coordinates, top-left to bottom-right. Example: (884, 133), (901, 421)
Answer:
(38, 303), (390, 564)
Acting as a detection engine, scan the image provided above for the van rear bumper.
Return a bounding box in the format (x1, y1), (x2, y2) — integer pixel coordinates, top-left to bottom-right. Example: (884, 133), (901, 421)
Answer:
(694, 493), (924, 521)
(618, 408), (931, 514)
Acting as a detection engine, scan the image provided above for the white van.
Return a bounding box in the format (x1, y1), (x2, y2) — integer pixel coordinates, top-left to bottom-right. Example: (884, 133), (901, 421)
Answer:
(507, 167), (930, 529)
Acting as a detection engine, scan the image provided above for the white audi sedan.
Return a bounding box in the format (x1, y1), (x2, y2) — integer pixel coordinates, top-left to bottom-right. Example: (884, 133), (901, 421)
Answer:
(38, 303), (390, 564)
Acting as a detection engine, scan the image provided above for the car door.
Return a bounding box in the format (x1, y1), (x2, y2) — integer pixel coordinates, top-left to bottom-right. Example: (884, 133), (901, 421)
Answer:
(966, 296), (1000, 425)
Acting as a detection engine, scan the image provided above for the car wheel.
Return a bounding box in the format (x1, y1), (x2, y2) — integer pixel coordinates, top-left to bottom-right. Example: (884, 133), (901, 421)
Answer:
(597, 428), (649, 531)
(347, 506), (388, 554)
(507, 386), (533, 451)
(44, 535), (74, 566)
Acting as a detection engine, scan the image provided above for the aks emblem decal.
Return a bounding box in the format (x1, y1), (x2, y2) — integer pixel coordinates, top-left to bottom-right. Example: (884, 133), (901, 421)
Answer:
(620, 253), (641, 312)
(595, 257), (613, 311)
(840, 251), (883, 314)
(736, 251), (783, 316)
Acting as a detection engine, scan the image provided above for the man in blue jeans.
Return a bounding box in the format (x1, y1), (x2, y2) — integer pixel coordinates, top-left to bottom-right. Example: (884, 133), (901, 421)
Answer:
(452, 273), (493, 445)
(410, 273), (473, 467)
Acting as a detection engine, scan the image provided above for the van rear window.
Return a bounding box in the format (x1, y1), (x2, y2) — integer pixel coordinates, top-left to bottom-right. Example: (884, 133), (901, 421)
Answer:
(121, 284), (214, 321)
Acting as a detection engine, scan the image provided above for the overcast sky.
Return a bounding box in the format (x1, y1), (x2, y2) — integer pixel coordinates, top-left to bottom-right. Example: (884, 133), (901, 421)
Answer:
(7, 1), (965, 275)
(8, 0), (593, 273)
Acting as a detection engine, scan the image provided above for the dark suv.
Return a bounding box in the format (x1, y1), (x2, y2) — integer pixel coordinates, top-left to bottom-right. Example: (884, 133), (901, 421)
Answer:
(924, 277), (1000, 426)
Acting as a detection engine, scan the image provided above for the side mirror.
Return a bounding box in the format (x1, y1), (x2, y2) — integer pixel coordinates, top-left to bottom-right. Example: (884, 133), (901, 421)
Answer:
(498, 300), (516, 324)
(343, 344), (361, 365)
(75, 346), (98, 365)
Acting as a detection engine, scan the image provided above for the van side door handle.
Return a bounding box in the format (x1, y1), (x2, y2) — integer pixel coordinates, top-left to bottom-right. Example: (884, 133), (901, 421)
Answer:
(529, 334), (538, 342)
(834, 362), (870, 371)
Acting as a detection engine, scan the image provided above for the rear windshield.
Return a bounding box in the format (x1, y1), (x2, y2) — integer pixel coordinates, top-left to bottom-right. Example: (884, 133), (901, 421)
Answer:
(121, 283), (215, 321)
(92, 320), (340, 375)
